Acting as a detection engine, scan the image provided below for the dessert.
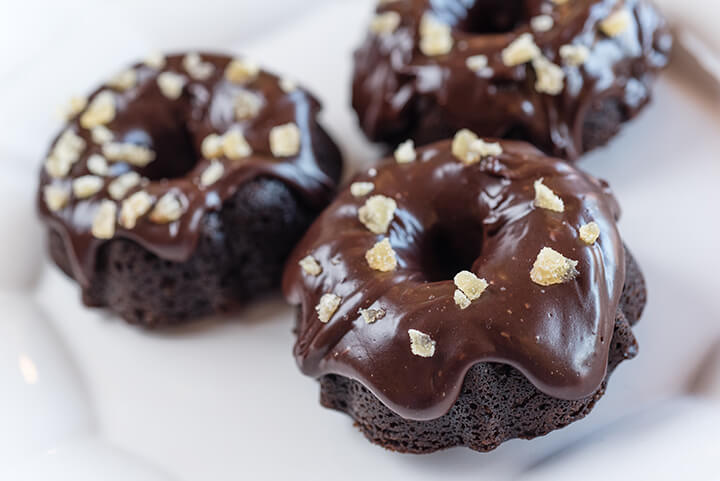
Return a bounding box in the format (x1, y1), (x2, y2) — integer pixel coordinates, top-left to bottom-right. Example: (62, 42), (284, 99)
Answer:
(352, 0), (672, 159)
(38, 52), (342, 326)
(283, 133), (646, 452)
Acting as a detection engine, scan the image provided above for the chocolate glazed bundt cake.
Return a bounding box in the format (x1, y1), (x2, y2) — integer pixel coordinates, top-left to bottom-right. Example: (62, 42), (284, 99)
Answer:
(38, 52), (342, 327)
(352, 0), (672, 160)
(283, 133), (646, 453)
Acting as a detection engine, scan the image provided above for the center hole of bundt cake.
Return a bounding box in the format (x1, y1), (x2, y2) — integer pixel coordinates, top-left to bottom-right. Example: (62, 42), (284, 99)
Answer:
(419, 218), (484, 282)
(431, 0), (532, 34)
(124, 126), (199, 181)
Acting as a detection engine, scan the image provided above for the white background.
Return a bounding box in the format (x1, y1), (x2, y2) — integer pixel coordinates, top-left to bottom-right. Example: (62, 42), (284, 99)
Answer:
(1, 1), (720, 480)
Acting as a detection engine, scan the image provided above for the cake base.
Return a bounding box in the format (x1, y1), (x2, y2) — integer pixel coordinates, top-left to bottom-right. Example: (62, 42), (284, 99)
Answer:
(49, 177), (316, 327)
(317, 249), (646, 453)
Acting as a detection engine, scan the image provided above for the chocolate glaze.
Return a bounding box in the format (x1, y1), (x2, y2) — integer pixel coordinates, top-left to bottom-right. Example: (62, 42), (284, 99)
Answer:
(38, 53), (340, 292)
(283, 139), (625, 420)
(352, 0), (672, 159)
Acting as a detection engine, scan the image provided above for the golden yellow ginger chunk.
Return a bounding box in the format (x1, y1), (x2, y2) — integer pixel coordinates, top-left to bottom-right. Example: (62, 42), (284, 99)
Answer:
(534, 178), (565, 212)
(365, 238), (398, 272)
(316, 293), (341, 323)
(579, 222), (600, 244)
(408, 329), (436, 357)
(358, 195), (397, 234)
(299, 255), (322, 276)
(530, 247), (579, 286)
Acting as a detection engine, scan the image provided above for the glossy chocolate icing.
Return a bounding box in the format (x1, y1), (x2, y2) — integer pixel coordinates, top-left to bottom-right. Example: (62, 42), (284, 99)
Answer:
(352, 0), (672, 159)
(283, 139), (625, 420)
(38, 53), (339, 291)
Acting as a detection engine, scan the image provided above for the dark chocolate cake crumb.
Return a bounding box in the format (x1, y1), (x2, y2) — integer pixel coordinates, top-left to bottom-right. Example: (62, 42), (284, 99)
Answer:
(317, 249), (645, 454)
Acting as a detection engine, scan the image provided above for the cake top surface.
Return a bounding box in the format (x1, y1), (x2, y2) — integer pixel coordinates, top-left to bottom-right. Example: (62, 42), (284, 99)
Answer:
(284, 134), (625, 420)
(353, 0), (672, 159)
(38, 52), (338, 287)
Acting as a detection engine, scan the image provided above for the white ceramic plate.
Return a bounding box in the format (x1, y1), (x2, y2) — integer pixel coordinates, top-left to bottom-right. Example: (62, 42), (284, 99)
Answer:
(2, 2), (720, 480)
